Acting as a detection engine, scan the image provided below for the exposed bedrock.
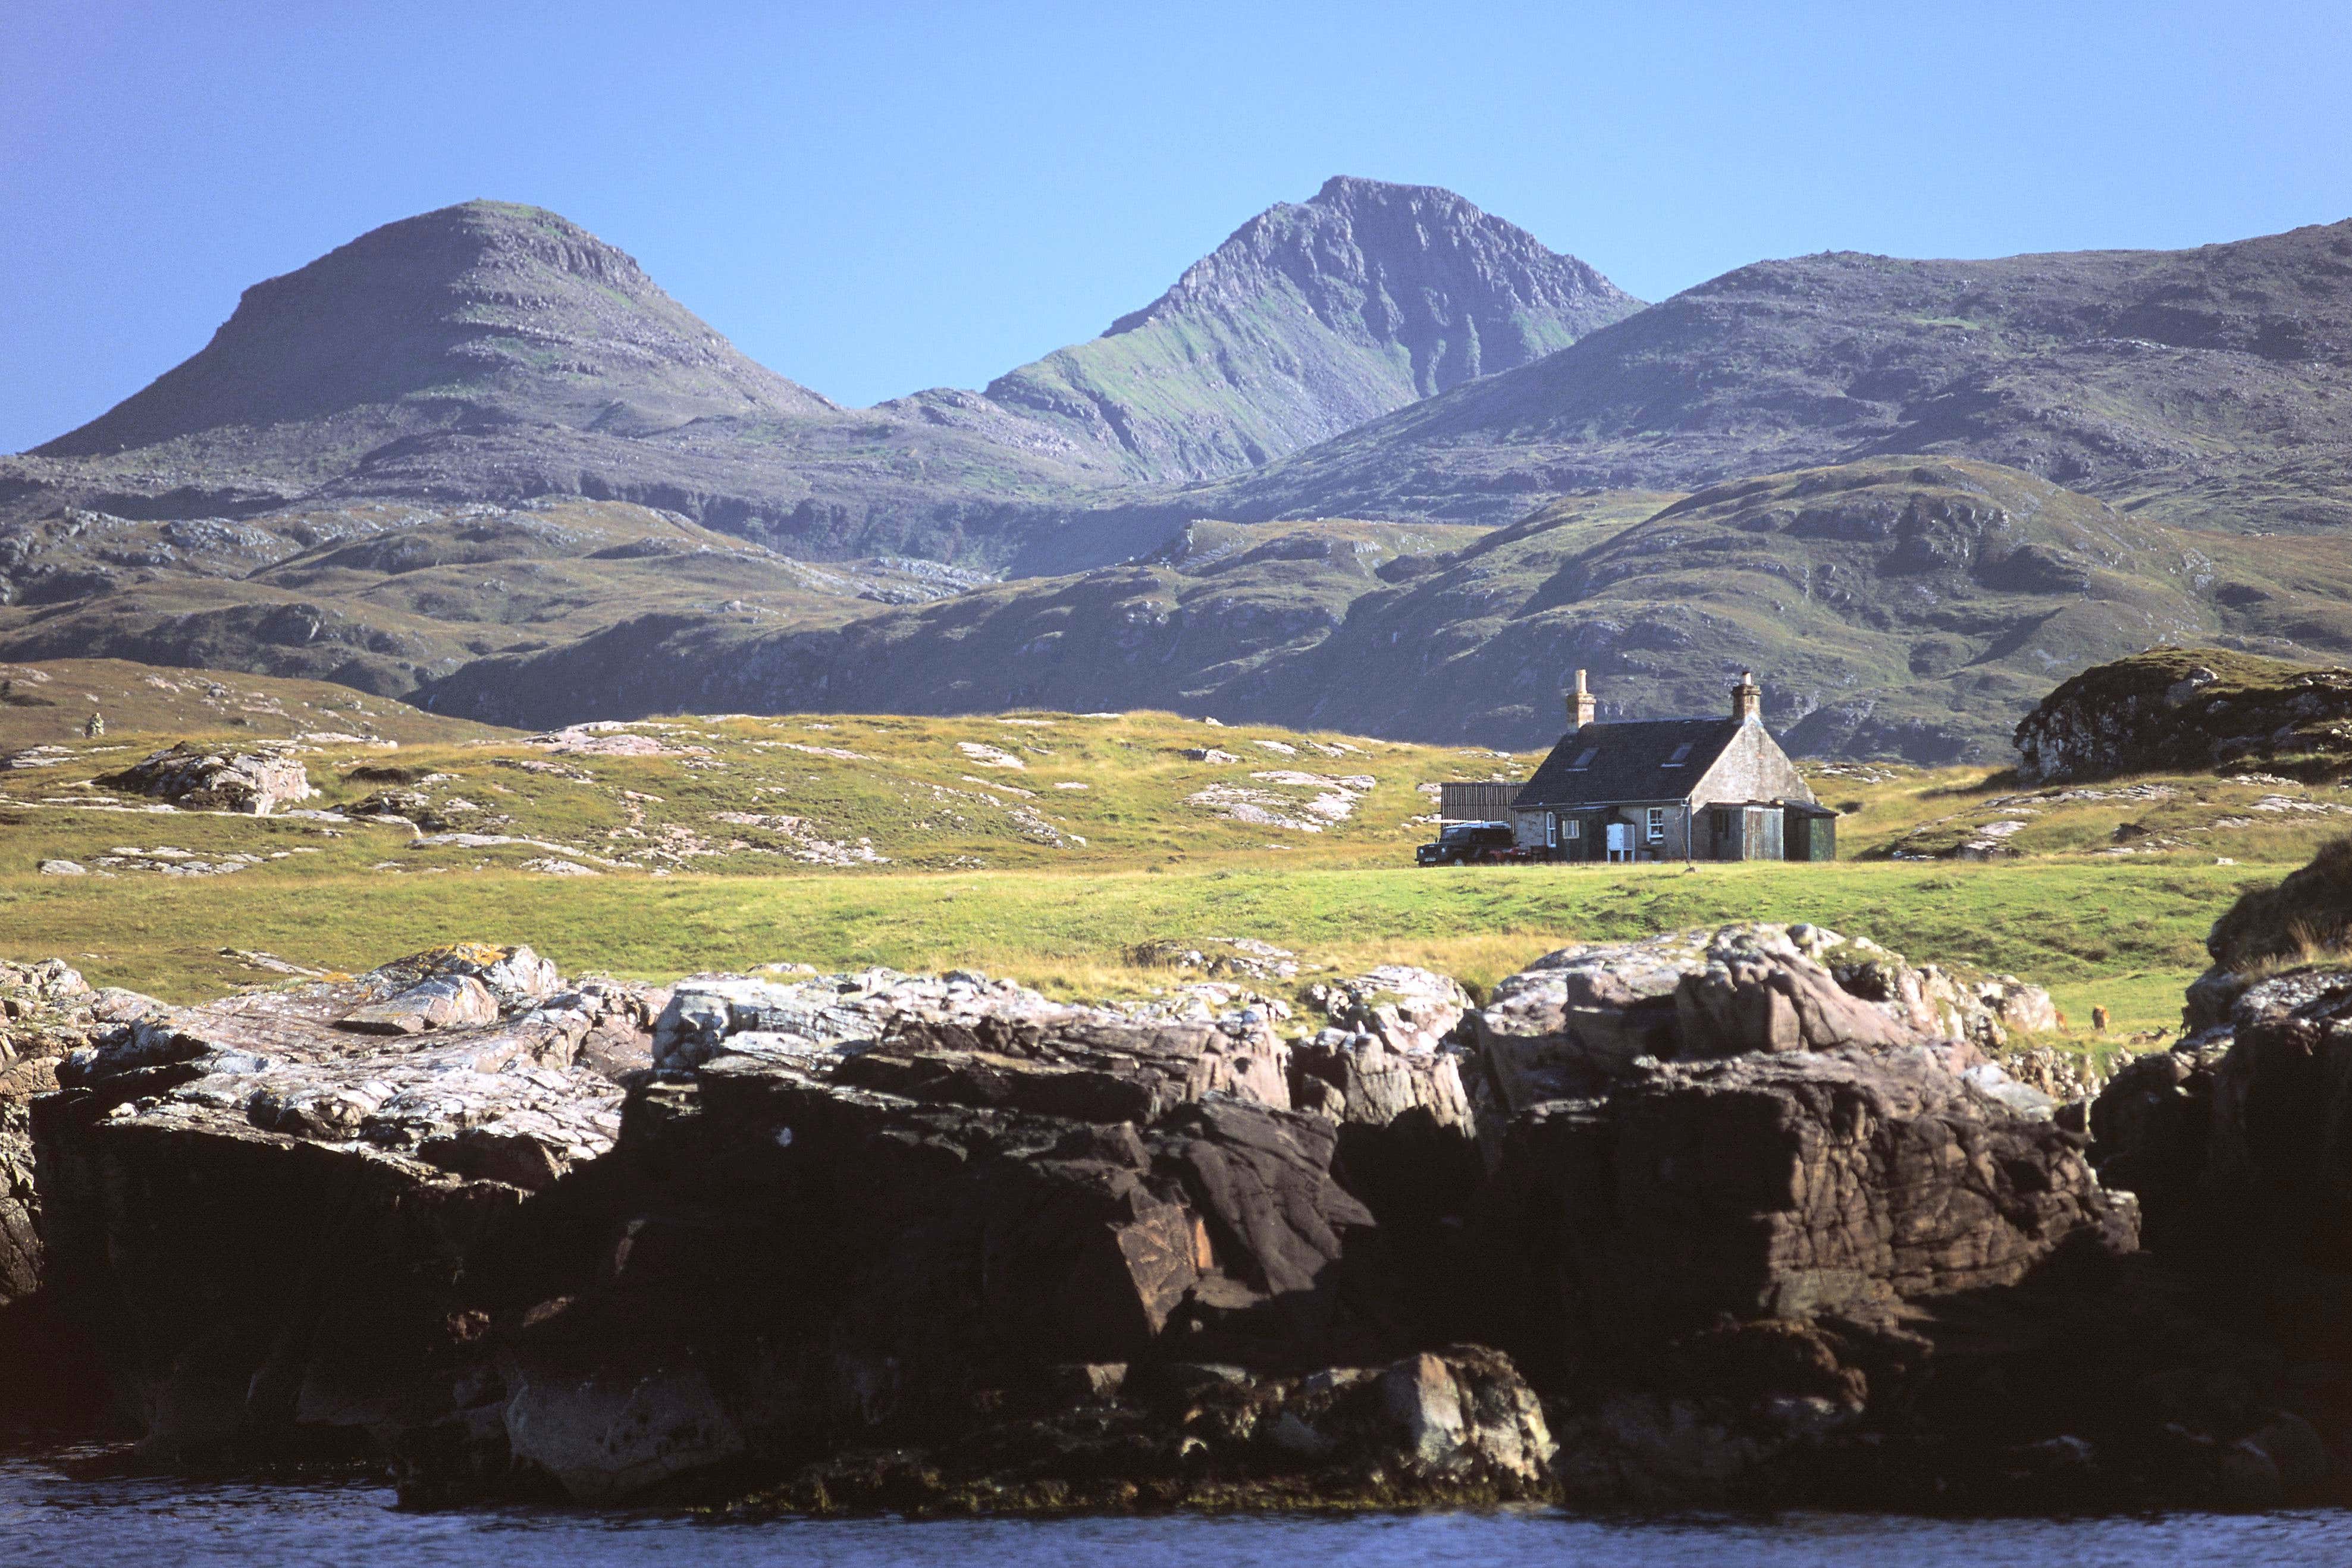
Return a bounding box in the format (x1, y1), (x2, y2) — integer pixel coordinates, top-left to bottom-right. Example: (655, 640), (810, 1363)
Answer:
(16, 922), (2338, 1510)
(90, 741), (315, 815)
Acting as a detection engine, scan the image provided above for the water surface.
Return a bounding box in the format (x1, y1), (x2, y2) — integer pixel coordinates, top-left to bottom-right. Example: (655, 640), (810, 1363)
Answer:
(5, 1445), (2349, 1566)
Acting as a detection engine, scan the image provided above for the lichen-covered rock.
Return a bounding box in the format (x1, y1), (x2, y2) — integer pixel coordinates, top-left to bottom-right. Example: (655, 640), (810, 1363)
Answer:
(94, 742), (315, 814)
(1306, 965), (1469, 1055)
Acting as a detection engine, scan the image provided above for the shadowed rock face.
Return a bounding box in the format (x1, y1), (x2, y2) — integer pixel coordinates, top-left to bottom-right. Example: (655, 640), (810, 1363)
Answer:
(29, 945), (662, 1454)
(1504, 1046), (2134, 1344)
(1, 961), (166, 1437)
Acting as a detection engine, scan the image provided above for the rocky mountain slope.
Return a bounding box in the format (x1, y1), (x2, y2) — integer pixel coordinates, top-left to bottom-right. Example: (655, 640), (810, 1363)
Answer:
(893, 177), (1638, 484)
(39, 201), (837, 458)
(1061, 216), (2352, 542)
(421, 459), (2352, 761)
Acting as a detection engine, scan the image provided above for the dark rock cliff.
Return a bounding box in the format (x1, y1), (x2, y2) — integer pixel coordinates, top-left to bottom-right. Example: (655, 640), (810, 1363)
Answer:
(14, 923), (2247, 1511)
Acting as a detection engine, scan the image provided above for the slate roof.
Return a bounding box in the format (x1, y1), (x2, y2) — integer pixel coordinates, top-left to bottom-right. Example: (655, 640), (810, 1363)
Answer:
(1513, 718), (1748, 808)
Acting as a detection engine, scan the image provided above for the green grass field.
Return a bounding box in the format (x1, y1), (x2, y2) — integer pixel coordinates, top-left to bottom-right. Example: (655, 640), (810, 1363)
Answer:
(5, 698), (2345, 1044)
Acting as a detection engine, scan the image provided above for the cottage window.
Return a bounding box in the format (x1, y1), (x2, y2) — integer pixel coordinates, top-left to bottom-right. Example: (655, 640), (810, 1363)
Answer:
(1545, 812), (1558, 848)
(1661, 743), (1694, 768)
(1646, 806), (1667, 842)
(1563, 819), (1581, 840)
(1567, 748), (1598, 771)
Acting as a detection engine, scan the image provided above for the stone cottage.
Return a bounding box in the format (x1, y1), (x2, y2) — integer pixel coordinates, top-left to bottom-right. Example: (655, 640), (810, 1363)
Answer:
(1510, 670), (1836, 862)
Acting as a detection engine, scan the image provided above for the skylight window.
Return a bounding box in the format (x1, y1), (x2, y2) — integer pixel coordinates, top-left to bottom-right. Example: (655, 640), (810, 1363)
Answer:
(1567, 748), (1598, 771)
(1661, 743), (1695, 768)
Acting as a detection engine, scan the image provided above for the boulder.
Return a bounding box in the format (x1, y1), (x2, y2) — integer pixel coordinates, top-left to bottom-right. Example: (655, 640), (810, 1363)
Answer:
(95, 742), (314, 814)
(1306, 965), (1469, 1055)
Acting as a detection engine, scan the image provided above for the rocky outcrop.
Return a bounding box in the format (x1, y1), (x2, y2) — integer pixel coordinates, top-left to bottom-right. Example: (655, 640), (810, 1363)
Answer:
(30, 945), (661, 1456)
(34, 948), (1487, 1500)
(2, 959), (165, 1435)
(2081, 964), (2352, 1505)
(1, 961), (167, 1308)
(94, 741), (314, 814)
(2200, 836), (2352, 1002)
(2096, 966), (2352, 1258)
(2014, 647), (2352, 784)
(24, 918), (2338, 1511)
(1500, 1046), (2133, 1349)
(1473, 924), (2057, 1112)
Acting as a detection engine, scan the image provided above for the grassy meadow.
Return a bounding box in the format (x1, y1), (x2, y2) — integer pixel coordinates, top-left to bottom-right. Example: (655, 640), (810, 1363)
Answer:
(5, 688), (2348, 1055)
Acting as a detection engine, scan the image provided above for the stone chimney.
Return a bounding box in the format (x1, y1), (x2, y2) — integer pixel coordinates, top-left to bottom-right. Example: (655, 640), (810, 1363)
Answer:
(1732, 669), (1763, 722)
(1566, 669), (1598, 730)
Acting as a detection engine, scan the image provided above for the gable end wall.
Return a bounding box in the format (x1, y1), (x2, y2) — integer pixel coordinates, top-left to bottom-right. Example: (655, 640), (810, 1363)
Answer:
(1687, 722), (1817, 807)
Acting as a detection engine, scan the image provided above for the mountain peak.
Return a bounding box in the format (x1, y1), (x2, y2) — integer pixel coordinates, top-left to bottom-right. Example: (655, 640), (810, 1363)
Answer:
(959, 177), (1639, 483)
(1307, 174), (1460, 206)
(38, 201), (830, 459)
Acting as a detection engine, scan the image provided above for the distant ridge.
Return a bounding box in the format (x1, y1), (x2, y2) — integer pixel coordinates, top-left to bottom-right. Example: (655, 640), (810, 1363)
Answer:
(1147, 216), (2352, 533)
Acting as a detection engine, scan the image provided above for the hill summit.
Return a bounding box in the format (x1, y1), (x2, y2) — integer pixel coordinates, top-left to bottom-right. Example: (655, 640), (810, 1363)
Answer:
(40, 200), (833, 460)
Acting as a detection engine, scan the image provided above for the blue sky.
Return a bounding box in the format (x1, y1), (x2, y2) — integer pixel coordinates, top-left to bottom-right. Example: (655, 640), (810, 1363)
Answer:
(4, 0), (2348, 452)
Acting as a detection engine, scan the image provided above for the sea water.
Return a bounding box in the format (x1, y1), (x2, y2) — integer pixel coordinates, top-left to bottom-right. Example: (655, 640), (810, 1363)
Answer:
(5, 1445), (2350, 1566)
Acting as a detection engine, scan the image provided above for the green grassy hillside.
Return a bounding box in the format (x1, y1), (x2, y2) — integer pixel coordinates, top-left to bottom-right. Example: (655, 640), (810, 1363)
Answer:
(0, 658), (501, 749)
(0, 497), (987, 695)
